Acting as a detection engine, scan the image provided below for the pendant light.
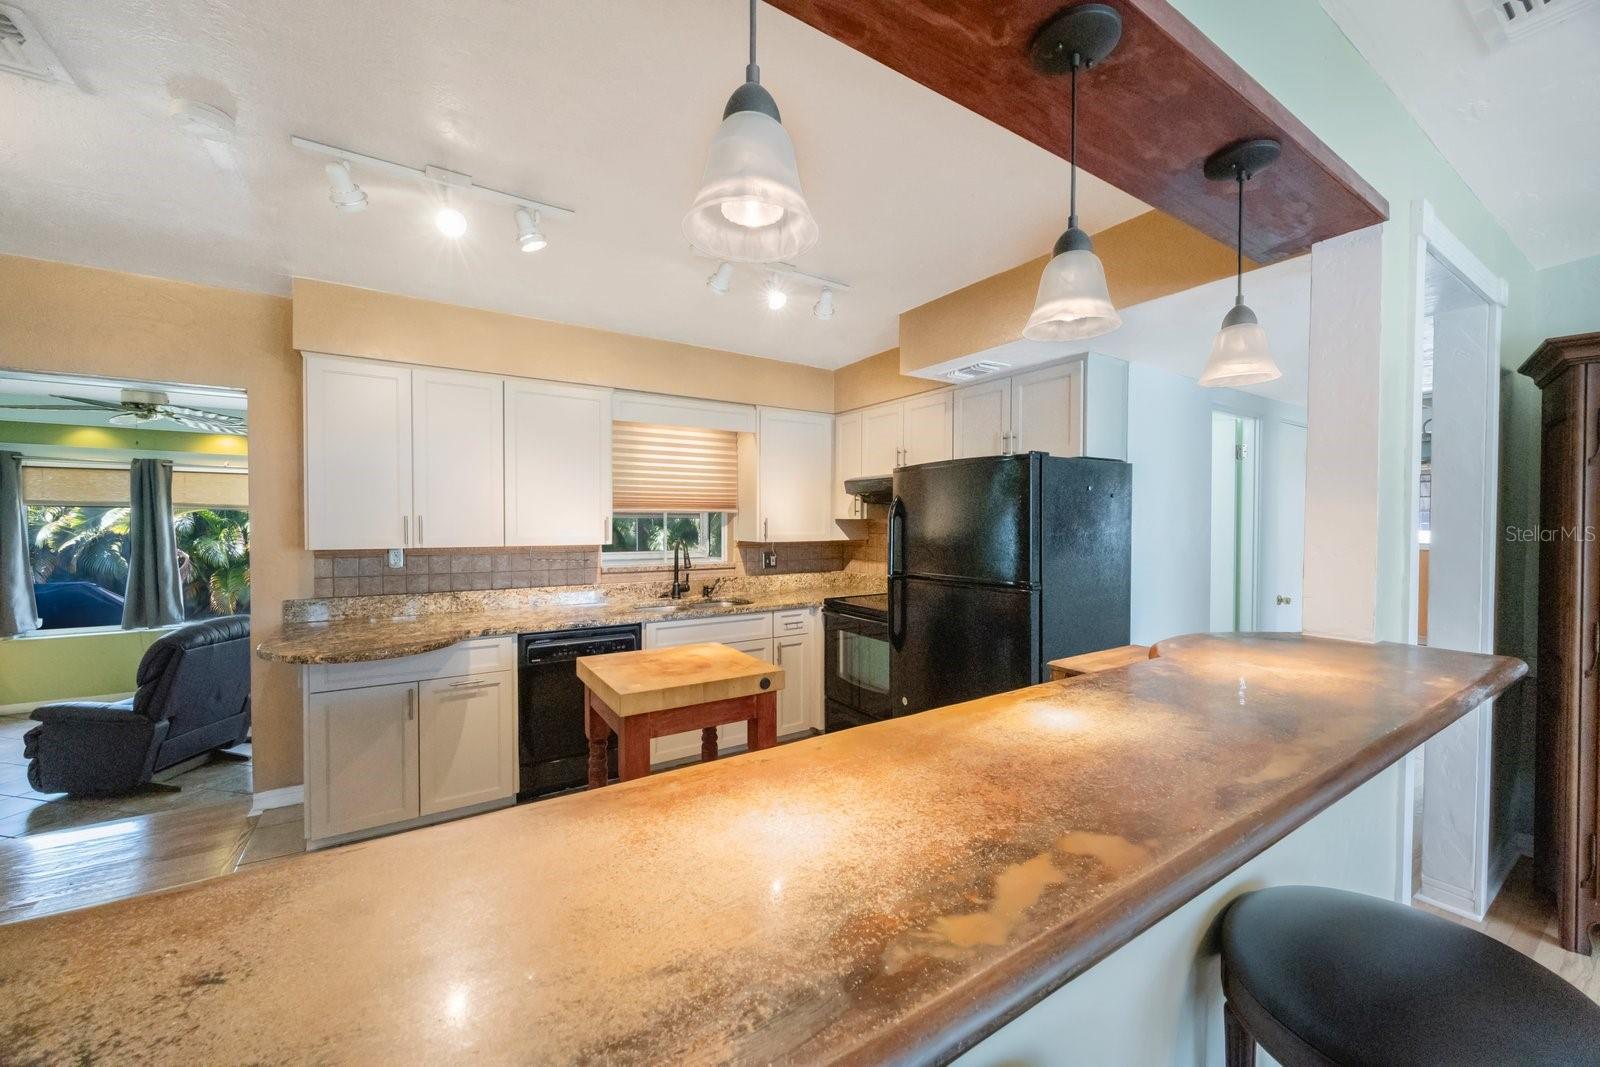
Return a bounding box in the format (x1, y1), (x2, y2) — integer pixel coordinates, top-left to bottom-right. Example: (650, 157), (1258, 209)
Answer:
(1023, 4), (1123, 342)
(1198, 138), (1283, 388)
(683, 0), (818, 263)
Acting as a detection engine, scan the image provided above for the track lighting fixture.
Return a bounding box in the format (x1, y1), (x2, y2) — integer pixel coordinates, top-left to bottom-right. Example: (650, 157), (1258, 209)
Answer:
(765, 276), (788, 311)
(707, 261), (735, 295)
(434, 206), (468, 239)
(292, 136), (574, 248)
(324, 161), (368, 213)
(683, 0), (818, 263)
(515, 207), (547, 252)
(1022, 4), (1123, 342)
(813, 288), (834, 320)
(1198, 138), (1283, 388)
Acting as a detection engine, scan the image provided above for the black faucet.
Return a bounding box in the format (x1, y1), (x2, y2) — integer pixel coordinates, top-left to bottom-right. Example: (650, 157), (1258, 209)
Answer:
(669, 544), (692, 599)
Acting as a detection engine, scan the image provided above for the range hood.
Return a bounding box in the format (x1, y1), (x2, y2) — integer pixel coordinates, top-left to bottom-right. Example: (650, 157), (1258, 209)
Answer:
(844, 475), (892, 504)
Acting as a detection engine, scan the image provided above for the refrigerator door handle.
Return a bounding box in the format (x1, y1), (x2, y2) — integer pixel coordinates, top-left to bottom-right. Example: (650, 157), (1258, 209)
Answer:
(887, 496), (906, 578)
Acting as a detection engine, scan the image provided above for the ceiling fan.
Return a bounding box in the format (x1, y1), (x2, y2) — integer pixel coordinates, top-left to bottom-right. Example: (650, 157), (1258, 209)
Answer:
(0, 389), (246, 435)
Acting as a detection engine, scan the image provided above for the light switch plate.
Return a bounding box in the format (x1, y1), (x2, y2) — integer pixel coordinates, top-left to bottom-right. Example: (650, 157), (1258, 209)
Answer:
(387, 548), (405, 569)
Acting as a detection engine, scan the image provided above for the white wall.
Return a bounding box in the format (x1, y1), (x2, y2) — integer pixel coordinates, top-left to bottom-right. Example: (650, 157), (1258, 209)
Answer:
(1126, 362), (1307, 647)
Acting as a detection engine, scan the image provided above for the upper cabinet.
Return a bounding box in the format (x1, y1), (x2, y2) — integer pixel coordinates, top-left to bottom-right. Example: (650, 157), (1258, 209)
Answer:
(412, 368), (504, 549)
(304, 352), (612, 551)
(834, 410), (864, 521)
(850, 389), (956, 480)
(953, 354), (1127, 462)
(504, 380), (613, 547)
(304, 354), (414, 551)
(748, 408), (837, 542)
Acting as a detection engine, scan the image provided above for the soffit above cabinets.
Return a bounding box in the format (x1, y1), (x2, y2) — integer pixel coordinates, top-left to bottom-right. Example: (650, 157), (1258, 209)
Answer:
(766, 0), (1389, 263)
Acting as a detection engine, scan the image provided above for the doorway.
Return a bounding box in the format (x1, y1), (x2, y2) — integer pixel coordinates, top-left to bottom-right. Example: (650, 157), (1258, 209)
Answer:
(1209, 411), (1260, 632)
(1407, 205), (1507, 919)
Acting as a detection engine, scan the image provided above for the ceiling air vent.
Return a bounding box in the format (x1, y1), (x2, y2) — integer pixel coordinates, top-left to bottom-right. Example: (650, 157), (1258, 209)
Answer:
(1470, 0), (1599, 46)
(943, 360), (1010, 383)
(0, 4), (75, 86)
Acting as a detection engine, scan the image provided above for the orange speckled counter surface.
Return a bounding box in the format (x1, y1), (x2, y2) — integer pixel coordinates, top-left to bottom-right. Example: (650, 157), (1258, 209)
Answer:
(0, 634), (1525, 1065)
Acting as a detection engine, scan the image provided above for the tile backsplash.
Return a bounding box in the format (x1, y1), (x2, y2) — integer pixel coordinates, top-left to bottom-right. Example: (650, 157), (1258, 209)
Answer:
(313, 547), (597, 598)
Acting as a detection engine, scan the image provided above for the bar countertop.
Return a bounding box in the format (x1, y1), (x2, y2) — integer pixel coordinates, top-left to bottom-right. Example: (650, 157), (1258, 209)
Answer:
(0, 634), (1524, 1065)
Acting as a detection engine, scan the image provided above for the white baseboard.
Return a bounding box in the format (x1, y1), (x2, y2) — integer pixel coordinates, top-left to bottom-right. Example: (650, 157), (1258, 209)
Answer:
(1486, 840), (1521, 915)
(1415, 874), (1485, 922)
(0, 692), (133, 718)
(249, 785), (303, 816)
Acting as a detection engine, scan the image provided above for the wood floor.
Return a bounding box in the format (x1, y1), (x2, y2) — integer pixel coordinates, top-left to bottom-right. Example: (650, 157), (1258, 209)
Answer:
(1421, 859), (1600, 1004)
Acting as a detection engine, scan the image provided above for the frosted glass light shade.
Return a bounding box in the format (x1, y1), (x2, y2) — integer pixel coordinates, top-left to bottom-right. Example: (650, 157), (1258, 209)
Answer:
(683, 110), (818, 263)
(1022, 248), (1122, 341)
(1199, 308), (1282, 388)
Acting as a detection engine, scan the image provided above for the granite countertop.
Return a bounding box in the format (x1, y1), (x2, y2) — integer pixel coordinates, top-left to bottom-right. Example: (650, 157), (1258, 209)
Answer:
(0, 634), (1524, 1065)
(256, 581), (877, 665)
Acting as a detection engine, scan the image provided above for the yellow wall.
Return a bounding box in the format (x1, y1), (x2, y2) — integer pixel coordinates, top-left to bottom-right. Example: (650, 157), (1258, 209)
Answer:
(832, 349), (944, 413)
(0, 629), (166, 708)
(292, 279), (836, 412)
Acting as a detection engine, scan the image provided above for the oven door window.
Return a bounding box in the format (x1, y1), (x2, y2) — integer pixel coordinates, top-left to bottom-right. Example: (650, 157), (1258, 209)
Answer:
(835, 622), (889, 701)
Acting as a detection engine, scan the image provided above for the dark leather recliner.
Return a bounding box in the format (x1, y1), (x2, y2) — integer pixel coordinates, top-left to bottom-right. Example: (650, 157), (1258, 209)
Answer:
(22, 615), (252, 796)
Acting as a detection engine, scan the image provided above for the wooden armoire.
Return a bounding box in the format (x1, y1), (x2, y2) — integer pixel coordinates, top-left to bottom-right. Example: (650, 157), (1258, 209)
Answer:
(1521, 330), (1600, 956)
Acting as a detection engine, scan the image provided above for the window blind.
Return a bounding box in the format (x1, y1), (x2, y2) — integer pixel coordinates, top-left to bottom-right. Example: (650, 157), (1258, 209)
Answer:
(21, 465), (248, 509)
(612, 422), (738, 512)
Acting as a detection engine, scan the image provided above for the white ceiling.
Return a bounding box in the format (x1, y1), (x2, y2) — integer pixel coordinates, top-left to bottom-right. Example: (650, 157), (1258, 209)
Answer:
(0, 1), (1148, 370)
(1090, 258), (1312, 407)
(1320, 0), (1600, 270)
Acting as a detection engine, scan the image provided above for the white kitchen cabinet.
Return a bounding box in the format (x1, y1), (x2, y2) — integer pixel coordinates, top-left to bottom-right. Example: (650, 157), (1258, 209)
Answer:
(305, 681), (419, 841)
(504, 379), (613, 546)
(748, 407), (836, 542)
(902, 390), (954, 467)
(417, 672), (517, 816)
(772, 607), (820, 735)
(834, 410), (865, 521)
(412, 367), (504, 549)
(951, 354), (1128, 461)
(954, 377), (1014, 459)
(304, 354), (414, 550)
(861, 402), (905, 476)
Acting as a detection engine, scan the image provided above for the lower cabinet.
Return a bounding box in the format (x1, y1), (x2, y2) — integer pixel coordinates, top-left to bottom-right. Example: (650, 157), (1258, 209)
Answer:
(644, 608), (822, 766)
(303, 637), (517, 846)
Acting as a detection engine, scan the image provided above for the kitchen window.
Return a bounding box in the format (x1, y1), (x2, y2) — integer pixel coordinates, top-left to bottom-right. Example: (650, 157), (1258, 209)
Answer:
(605, 511), (726, 564)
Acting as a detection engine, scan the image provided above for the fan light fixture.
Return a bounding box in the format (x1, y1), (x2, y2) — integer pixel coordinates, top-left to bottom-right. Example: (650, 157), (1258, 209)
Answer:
(682, 0), (818, 263)
(1198, 139), (1283, 389)
(1022, 4), (1123, 342)
(515, 207), (547, 252)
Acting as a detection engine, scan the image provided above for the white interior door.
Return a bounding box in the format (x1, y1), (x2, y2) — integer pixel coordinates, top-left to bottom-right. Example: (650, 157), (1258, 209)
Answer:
(417, 673), (517, 815)
(902, 391), (954, 466)
(504, 379), (612, 546)
(1262, 422), (1307, 632)
(305, 682), (419, 841)
(954, 378), (1012, 458)
(412, 368), (504, 549)
(1011, 361), (1082, 457)
(861, 402), (904, 475)
(303, 354), (413, 550)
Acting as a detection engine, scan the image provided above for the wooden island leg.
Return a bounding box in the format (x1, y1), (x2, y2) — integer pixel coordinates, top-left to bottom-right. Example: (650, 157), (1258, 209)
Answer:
(583, 691), (610, 789)
(617, 720), (652, 782)
(701, 727), (719, 763)
(747, 692), (778, 752)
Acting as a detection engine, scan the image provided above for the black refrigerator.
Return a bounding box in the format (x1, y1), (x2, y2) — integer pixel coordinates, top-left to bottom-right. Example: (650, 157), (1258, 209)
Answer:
(888, 453), (1131, 715)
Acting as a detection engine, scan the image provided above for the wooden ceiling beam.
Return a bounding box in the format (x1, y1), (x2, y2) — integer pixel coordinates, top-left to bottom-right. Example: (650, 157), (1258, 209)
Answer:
(766, 0), (1388, 262)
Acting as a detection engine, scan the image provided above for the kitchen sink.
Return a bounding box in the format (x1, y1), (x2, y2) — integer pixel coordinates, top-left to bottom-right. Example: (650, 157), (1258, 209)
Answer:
(629, 602), (681, 614)
(698, 597), (753, 608)
(628, 597), (754, 614)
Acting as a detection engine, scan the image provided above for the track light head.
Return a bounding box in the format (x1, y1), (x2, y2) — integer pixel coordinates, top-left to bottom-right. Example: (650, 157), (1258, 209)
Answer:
(515, 207), (547, 252)
(765, 276), (788, 311)
(707, 261), (735, 295)
(435, 206), (468, 238)
(324, 161), (368, 213)
(813, 287), (834, 320)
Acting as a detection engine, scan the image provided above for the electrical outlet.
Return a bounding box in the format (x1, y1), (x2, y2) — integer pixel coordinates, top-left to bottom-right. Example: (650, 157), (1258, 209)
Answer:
(387, 548), (405, 569)
(762, 548), (778, 569)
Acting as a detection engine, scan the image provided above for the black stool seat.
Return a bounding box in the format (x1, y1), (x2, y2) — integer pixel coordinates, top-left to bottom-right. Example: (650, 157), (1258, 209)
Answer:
(1221, 886), (1600, 1067)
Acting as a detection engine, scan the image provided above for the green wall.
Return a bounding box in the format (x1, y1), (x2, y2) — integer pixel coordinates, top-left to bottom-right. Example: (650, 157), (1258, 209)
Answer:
(1537, 254), (1600, 341)
(0, 628), (164, 709)
(0, 420), (247, 457)
(1168, 0), (1543, 657)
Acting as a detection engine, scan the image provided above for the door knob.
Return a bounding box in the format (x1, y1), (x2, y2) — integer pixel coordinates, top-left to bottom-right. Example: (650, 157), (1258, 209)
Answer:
(1276, 595), (1293, 605)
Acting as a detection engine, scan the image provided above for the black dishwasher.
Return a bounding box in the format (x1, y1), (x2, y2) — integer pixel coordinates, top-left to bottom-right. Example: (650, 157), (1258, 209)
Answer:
(517, 625), (640, 800)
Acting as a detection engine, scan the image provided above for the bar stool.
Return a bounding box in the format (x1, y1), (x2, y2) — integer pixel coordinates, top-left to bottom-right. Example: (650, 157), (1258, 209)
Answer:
(1220, 885), (1599, 1067)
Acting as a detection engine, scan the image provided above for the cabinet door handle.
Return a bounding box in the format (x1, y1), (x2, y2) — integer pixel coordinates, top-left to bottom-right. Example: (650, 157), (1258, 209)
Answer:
(447, 679), (497, 691)
(402, 514), (410, 546)
(417, 514), (424, 547)
(1587, 622), (1598, 678)
(763, 518), (769, 540)
(406, 688), (415, 720)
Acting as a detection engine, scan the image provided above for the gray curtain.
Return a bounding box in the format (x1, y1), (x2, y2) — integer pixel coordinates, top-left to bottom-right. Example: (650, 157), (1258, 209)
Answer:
(122, 459), (184, 629)
(0, 451), (40, 637)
